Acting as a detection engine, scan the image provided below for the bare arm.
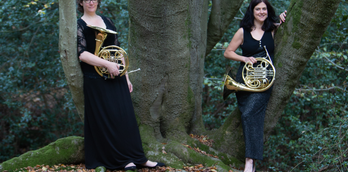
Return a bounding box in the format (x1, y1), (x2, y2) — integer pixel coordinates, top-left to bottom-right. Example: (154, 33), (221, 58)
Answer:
(224, 28), (257, 64)
(273, 10), (287, 37)
(79, 51), (121, 77)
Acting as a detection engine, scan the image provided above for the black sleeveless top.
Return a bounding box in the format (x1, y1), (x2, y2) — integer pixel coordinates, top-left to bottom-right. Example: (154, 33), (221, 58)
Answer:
(235, 29), (274, 84)
(241, 29), (274, 60)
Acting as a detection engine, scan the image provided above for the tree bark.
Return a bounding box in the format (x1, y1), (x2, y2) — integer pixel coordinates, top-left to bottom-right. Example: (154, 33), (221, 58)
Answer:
(206, 0), (244, 56)
(264, 0), (341, 137)
(208, 0), (341, 161)
(59, 0), (84, 121)
(128, 0), (192, 139)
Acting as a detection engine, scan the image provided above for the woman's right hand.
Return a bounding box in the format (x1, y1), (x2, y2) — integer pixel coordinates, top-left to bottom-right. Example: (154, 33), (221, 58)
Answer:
(106, 61), (120, 78)
(243, 56), (257, 64)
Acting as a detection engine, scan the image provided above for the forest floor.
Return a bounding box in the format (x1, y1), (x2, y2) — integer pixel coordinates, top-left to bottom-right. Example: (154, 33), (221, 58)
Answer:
(7, 134), (244, 172)
(10, 163), (242, 172)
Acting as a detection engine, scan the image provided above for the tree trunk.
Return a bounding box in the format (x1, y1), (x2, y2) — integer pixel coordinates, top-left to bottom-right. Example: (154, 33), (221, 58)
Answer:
(128, 0), (195, 140)
(59, 0), (84, 121)
(207, 0), (341, 162)
(264, 0), (341, 138)
(206, 0), (244, 56)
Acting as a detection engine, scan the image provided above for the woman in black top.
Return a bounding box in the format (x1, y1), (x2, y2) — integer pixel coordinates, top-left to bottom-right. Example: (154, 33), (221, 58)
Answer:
(76, 0), (165, 170)
(224, 0), (286, 171)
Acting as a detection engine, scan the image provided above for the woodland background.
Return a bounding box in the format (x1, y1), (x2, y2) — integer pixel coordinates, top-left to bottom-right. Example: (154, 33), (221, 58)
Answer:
(0, 0), (347, 171)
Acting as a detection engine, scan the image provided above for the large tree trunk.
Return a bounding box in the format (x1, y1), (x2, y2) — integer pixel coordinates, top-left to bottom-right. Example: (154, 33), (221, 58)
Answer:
(207, 0), (341, 162)
(128, 0), (196, 140)
(59, 0), (84, 121)
(127, 0), (242, 170)
(264, 0), (341, 137)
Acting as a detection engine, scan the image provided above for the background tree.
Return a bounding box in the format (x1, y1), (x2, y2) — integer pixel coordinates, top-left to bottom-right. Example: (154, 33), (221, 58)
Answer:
(59, 0), (84, 121)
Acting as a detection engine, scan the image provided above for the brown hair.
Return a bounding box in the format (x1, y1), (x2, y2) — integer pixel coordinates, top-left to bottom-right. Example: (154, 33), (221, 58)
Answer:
(240, 0), (277, 32)
(76, 0), (102, 13)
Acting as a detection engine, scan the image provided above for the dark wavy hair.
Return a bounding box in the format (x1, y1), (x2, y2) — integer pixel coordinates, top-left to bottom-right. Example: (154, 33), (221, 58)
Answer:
(240, 0), (278, 32)
(77, 0), (102, 13)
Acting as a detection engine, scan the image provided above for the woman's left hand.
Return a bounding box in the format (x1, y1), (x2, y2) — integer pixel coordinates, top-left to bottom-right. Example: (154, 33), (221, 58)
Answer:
(127, 80), (133, 93)
(279, 10), (287, 24)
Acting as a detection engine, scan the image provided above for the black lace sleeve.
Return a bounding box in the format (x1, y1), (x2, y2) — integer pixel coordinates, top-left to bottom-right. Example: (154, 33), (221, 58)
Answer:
(104, 17), (120, 47)
(77, 20), (87, 58)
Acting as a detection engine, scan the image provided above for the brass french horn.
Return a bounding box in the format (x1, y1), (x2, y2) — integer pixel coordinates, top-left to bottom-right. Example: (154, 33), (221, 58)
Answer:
(88, 25), (129, 79)
(223, 46), (275, 99)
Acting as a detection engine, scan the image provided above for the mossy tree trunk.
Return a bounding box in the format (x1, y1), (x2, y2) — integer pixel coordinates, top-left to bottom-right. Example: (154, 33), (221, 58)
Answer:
(127, 0), (244, 169)
(207, 0), (341, 161)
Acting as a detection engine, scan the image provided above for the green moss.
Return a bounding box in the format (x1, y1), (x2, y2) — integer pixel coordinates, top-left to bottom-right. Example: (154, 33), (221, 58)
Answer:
(185, 5), (192, 49)
(139, 131), (186, 169)
(165, 141), (231, 171)
(187, 86), (194, 108)
(187, 136), (242, 169)
(0, 136), (84, 172)
(215, 151), (242, 168)
(292, 41), (302, 49)
(289, 1), (303, 34)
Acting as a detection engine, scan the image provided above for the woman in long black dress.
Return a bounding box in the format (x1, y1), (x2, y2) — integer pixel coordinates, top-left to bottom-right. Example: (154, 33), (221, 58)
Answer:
(223, 0), (286, 171)
(76, 0), (165, 170)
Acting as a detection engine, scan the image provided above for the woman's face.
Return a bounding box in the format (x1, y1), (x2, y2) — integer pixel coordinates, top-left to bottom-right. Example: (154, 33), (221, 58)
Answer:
(81, 0), (99, 14)
(253, 2), (268, 23)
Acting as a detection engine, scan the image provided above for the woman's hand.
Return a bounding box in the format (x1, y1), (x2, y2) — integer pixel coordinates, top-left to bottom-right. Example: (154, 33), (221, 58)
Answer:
(106, 61), (120, 79)
(279, 10), (287, 24)
(127, 79), (133, 93)
(243, 56), (257, 64)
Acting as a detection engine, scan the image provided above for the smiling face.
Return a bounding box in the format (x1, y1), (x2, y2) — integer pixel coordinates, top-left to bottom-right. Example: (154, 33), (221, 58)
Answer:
(253, 2), (268, 23)
(80, 0), (99, 14)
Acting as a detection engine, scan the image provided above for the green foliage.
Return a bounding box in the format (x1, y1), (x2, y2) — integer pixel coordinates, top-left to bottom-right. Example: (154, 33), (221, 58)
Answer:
(96, 0), (129, 50)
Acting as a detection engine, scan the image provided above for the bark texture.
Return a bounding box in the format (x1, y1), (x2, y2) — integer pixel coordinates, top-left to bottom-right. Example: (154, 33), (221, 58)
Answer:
(187, 0), (209, 134)
(208, 0), (341, 162)
(59, 0), (84, 121)
(264, 0), (341, 137)
(128, 0), (198, 140)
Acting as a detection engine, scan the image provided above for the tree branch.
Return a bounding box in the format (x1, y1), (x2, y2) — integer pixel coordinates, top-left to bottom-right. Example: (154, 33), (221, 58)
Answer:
(296, 86), (346, 92)
(206, 0), (243, 56)
(322, 54), (348, 71)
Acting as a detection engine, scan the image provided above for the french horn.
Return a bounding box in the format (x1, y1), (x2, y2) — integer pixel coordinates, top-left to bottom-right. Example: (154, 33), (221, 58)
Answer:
(223, 46), (275, 100)
(88, 25), (129, 79)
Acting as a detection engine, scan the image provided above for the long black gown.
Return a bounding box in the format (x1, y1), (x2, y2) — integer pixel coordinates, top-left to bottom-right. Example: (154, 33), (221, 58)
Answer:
(77, 16), (148, 170)
(235, 28), (274, 160)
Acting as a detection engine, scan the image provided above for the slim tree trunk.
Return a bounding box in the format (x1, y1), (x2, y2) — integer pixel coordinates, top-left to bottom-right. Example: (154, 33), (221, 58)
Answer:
(206, 0), (244, 56)
(59, 0), (84, 121)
